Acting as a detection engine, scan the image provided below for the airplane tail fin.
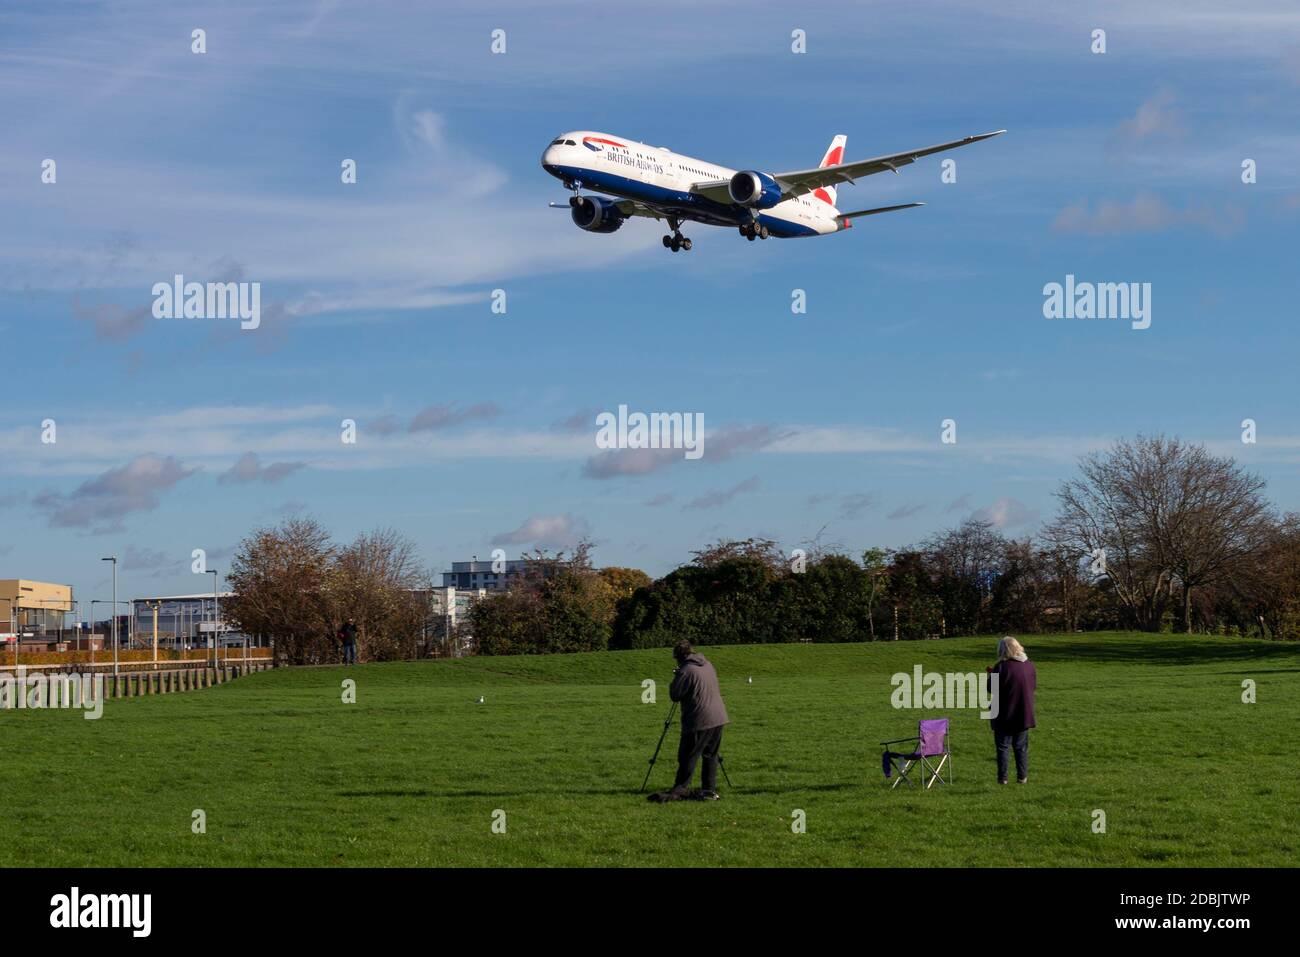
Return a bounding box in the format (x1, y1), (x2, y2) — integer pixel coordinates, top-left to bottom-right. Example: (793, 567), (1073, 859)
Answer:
(815, 135), (847, 206)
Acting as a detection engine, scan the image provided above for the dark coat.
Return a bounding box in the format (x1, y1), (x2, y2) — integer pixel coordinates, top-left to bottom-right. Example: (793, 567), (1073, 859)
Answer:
(669, 653), (729, 732)
(989, 658), (1036, 734)
(340, 622), (358, 644)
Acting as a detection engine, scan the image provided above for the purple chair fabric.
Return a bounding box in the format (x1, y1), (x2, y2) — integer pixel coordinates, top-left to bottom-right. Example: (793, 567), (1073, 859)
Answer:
(917, 718), (948, 757)
(881, 718), (950, 785)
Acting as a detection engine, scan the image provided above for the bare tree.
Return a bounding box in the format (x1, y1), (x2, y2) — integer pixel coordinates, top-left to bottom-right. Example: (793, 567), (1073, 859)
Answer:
(329, 528), (429, 661)
(1051, 435), (1271, 632)
(1037, 527), (1093, 633)
(923, 519), (1006, 635)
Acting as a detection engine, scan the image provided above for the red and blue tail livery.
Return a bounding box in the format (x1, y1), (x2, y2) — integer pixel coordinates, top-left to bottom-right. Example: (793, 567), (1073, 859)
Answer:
(542, 127), (1005, 252)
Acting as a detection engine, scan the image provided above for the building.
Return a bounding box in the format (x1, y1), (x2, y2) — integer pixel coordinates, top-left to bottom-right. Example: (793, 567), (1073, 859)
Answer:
(130, 593), (249, 649)
(0, 579), (75, 651)
(426, 586), (485, 631)
(441, 558), (548, 591)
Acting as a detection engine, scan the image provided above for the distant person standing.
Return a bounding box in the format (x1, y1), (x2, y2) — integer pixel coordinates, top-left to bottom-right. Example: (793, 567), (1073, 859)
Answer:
(987, 636), (1036, 784)
(340, 618), (358, 665)
(651, 640), (730, 802)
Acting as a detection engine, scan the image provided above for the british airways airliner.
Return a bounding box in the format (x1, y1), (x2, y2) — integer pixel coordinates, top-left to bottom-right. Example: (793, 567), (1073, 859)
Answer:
(541, 128), (1005, 251)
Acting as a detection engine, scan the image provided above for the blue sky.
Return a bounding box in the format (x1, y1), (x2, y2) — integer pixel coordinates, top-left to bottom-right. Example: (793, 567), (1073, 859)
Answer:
(2, 0), (1298, 609)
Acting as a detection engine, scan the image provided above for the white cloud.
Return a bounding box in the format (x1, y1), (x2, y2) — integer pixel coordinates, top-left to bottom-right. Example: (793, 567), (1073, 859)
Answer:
(491, 513), (590, 549)
(1051, 193), (1245, 236)
(971, 496), (1041, 530)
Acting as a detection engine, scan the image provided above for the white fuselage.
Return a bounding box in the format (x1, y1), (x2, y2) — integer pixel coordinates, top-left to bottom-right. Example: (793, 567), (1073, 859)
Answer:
(541, 131), (841, 238)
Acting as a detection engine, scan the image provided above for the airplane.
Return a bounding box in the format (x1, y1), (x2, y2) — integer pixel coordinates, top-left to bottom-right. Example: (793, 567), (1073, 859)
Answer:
(541, 128), (1005, 251)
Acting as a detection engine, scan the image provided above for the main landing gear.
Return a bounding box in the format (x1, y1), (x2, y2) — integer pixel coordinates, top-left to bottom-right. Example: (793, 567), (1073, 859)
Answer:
(740, 222), (770, 241)
(663, 218), (692, 252)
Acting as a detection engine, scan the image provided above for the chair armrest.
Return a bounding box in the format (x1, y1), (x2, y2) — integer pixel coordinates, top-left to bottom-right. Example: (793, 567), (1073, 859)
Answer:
(879, 736), (919, 748)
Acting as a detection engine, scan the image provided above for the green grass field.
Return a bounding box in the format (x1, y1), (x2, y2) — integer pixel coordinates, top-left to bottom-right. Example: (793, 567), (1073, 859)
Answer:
(2, 631), (1296, 867)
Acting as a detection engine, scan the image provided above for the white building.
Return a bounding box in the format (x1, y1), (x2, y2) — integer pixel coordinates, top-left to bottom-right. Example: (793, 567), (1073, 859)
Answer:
(441, 559), (534, 592)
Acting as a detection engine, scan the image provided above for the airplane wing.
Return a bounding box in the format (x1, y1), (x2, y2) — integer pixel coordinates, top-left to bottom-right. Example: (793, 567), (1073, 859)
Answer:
(835, 202), (925, 223)
(613, 199), (666, 220)
(773, 130), (1005, 200)
(687, 179), (733, 204)
(550, 199), (663, 219)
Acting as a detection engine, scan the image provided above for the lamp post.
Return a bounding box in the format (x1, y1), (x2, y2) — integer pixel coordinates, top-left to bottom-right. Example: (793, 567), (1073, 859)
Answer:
(5, 596), (15, 667)
(101, 557), (118, 675)
(209, 570), (219, 669)
(89, 600), (101, 665)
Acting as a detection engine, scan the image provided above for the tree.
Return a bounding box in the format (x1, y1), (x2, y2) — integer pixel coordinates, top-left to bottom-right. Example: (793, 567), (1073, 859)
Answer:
(1223, 513), (1300, 639)
(471, 541), (618, 655)
(1037, 528), (1093, 633)
(690, 537), (784, 570)
(989, 538), (1049, 634)
(883, 550), (942, 640)
(923, 519), (1006, 635)
(860, 547), (889, 640)
(1050, 435), (1271, 632)
(225, 516), (334, 664)
(328, 528), (430, 661)
(599, 566), (653, 600)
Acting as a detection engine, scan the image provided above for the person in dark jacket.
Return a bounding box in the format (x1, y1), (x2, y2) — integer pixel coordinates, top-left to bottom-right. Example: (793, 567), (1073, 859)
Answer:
(339, 618), (358, 665)
(653, 640), (730, 802)
(987, 636), (1036, 784)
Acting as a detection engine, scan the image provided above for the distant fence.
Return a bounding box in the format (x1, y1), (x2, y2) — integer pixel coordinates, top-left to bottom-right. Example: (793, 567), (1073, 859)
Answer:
(0, 659), (273, 702)
(0, 647), (274, 675)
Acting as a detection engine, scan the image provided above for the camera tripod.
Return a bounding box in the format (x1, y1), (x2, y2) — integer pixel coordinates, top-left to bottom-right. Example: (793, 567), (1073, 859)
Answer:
(639, 700), (734, 793)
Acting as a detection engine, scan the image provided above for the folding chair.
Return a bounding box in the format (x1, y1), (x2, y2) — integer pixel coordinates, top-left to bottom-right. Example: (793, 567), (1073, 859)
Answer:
(880, 718), (951, 789)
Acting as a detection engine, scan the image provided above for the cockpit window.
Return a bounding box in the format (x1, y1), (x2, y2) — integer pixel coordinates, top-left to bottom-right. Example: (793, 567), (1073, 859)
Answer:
(564, 140), (576, 146)
(551, 138), (565, 145)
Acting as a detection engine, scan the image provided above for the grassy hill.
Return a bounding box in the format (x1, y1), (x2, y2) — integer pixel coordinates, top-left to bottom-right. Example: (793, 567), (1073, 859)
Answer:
(2, 631), (1296, 866)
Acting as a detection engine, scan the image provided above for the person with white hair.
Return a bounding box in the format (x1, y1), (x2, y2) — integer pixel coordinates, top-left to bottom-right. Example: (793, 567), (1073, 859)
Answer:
(987, 636), (1037, 784)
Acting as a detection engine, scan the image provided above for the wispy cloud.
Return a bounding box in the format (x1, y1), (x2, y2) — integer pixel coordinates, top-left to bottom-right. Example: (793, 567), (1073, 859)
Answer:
(33, 454), (197, 532)
(685, 476), (760, 510)
(887, 503), (926, 521)
(839, 493), (875, 520)
(408, 403), (501, 432)
(1052, 192), (1245, 236)
(582, 424), (785, 480)
(1112, 88), (1184, 146)
(945, 493), (972, 514)
(217, 452), (307, 485)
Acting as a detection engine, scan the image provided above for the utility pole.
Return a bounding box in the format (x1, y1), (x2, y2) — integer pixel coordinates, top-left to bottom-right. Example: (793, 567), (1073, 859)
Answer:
(209, 570), (219, 670)
(102, 557), (118, 675)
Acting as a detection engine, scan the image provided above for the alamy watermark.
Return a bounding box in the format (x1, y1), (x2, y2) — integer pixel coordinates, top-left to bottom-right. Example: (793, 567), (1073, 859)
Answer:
(0, 667), (104, 718)
(50, 887), (150, 937)
(891, 665), (1000, 719)
(1043, 274), (1150, 330)
(152, 274), (261, 330)
(595, 405), (704, 460)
